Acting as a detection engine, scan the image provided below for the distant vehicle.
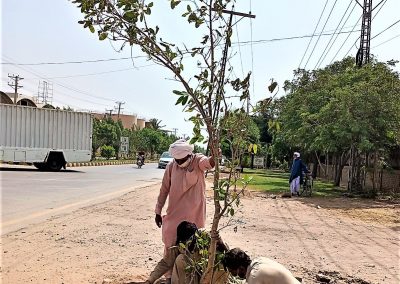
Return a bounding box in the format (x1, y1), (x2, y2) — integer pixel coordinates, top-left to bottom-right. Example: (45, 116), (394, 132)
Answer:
(0, 104), (92, 171)
(137, 159), (143, 169)
(158, 151), (173, 169)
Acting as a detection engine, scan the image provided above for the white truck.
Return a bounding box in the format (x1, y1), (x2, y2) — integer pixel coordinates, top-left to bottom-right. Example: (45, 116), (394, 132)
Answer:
(0, 104), (92, 171)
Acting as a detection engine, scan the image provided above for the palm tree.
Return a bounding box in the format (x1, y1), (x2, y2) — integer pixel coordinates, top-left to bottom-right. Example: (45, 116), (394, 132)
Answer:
(148, 118), (166, 130)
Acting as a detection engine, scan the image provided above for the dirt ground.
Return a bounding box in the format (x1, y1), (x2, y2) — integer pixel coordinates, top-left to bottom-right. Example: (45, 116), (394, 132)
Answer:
(1, 182), (399, 284)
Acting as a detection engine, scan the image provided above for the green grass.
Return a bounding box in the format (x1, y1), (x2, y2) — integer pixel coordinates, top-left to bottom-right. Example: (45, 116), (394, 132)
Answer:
(242, 169), (345, 198)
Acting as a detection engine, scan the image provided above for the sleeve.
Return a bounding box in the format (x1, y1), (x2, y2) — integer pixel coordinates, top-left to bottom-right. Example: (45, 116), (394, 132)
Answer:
(147, 247), (179, 283)
(155, 163), (172, 215)
(197, 154), (213, 172)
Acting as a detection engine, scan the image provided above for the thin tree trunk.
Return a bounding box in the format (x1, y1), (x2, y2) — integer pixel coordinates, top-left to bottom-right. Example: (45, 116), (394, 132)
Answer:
(334, 151), (348, 186)
(315, 152), (326, 176)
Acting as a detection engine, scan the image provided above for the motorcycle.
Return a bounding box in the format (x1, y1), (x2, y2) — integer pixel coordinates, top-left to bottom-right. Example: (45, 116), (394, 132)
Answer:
(137, 154), (145, 169)
(137, 158), (143, 169)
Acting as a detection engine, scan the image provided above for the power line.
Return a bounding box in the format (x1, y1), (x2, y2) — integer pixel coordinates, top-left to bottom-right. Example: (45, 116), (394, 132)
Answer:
(234, 14), (245, 78)
(25, 64), (155, 80)
(298, 0), (329, 69)
(315, 0), (355, 69)
(0, 55), (147, 66)
(2, 55), (117, 104)
(372, 33), (400, 48)
(304, 0), (339, 69)
(233, 29), (360, 46)
(371, 19), (400, 40)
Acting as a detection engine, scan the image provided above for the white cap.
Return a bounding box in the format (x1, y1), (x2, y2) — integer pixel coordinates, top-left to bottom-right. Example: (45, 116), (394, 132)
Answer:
(294, 152), (300, 158)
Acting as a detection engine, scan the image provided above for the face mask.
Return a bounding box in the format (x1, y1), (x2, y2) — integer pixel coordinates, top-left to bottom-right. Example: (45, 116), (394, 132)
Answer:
(178, 156), (192, 168)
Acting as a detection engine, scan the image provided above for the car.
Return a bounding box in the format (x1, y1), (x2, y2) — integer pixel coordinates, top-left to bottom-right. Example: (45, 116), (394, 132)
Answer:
(158, 151), (173, 169)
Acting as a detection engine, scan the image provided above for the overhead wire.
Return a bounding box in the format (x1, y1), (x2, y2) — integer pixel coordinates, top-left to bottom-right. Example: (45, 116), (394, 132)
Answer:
(234, 14), (245, 78)
(304, 0), (339, 69)
(372, 33), (400, 48)
(298, 0), (330, 69)
(1, 55), (147, 66)
(314, 0), (355, 69)
(2, 55), (118, 104)
(371, 19), (400, 40)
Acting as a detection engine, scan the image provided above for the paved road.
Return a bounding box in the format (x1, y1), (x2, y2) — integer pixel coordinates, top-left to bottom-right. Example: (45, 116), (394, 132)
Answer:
(0, 163), (164, 235)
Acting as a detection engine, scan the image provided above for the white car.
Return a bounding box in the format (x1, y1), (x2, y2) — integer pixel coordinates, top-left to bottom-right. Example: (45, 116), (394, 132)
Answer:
(158, 151), (173, 169)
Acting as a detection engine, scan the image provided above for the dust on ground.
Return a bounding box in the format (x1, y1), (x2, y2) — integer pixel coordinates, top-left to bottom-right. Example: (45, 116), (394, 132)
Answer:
(1, 183), (399, 284)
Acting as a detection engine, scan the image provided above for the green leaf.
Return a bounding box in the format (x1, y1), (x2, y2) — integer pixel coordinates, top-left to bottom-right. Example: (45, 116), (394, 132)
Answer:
(89, 25), (95, 33)
(268, 81), (278, 93)
(171, 0), (181, 9)
(99, 32), (108, 40)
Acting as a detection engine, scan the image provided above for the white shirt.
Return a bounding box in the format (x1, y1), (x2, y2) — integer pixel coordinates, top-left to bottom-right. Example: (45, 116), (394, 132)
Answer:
(246, 257), (301, 284)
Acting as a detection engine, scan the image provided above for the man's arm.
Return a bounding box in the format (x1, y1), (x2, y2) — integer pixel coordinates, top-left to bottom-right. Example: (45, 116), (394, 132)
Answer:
(198, 149), (221, 171)
(155, 163), (172, 216)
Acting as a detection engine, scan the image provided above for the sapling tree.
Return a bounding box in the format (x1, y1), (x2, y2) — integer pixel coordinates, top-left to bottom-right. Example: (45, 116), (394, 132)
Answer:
(72, 0), (272, 282)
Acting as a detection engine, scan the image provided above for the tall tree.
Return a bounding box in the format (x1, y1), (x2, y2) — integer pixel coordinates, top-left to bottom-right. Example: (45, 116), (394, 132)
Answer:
(280, 57), (400, 191)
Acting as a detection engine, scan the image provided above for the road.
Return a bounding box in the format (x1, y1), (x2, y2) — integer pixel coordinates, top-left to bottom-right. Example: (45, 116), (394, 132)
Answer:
(0, 163), (164, 235)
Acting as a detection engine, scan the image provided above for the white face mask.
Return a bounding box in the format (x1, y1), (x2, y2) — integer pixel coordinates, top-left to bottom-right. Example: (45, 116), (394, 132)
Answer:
(178, 156), (192, 168)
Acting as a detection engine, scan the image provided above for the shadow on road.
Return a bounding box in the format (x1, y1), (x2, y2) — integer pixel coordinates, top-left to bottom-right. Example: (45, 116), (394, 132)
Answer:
(0, 167), (84, 173)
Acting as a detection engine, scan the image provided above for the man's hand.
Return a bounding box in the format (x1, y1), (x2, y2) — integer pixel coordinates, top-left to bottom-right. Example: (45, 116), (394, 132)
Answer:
(155, 214), (162, 228)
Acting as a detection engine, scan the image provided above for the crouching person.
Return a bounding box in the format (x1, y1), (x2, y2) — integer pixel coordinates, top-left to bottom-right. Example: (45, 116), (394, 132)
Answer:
(222, 248), (301, 284)
(128, 221), (228, 284)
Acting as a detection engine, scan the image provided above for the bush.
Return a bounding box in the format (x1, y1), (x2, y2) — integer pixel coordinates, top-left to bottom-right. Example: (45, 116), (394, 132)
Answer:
(278, 160), (289, 172)
(100, 145), (115, 160)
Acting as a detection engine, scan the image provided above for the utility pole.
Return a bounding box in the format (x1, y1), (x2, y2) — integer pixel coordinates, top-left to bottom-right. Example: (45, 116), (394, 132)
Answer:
(213, 7), (255, 114)
(8, 74), (24, 105)
(356, 0), (373, 67)
(105, 108), (113, 117)
(172, 128), (178, 137)
(114, 101), (125, 118)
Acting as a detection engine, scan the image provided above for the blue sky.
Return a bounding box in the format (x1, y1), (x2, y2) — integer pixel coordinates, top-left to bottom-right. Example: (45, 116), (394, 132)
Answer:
(1, 0), (399, 138)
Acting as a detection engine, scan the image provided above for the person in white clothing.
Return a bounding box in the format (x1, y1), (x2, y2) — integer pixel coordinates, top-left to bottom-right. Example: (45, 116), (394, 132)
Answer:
(222, 248), (301, 284)
(289, 152), (308, 196)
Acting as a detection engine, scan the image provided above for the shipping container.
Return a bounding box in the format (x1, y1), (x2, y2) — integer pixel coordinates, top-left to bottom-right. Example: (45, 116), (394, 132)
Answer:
(0, 104), (92, 171)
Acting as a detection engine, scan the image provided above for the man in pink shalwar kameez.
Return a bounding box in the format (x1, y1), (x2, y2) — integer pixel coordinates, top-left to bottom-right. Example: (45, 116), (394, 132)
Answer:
(154, 139), (217, 283)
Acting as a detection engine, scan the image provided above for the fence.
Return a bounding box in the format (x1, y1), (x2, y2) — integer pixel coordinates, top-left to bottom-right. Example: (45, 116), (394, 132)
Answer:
(312, 164), (400, 194)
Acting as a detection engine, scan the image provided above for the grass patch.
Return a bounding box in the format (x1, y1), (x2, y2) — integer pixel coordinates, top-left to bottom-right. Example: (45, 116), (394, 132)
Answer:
(242, 169), (344, 197)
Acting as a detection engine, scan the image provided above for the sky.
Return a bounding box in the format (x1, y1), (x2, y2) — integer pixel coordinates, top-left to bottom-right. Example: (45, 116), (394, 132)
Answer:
(1, 0), (399, 138)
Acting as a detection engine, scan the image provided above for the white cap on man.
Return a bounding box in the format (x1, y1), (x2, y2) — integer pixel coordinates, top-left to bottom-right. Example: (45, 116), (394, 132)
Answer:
(294, 152), (300, 158)
(169, 139), (194, 159)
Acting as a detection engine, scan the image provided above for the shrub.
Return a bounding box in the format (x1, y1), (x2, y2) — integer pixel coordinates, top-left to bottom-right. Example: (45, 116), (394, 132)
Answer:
(100, 145), (115, 160)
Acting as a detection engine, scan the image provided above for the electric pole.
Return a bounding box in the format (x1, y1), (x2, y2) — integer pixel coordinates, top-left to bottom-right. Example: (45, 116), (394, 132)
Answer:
(213, 7), (255, 114)
(356, 0), (373, 67)
(114, 101), (125, 118)
(8, 74), (24, 105)
(105, 108), (113, 117)
(172, 128), (178, 137)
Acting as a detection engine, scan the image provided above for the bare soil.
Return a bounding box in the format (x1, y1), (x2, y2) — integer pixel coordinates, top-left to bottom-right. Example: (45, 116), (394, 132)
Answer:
(1, 183), (399, 284)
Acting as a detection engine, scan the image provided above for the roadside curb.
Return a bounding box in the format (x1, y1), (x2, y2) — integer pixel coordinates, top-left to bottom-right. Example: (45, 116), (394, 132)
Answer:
(67, 160), (135, 167)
